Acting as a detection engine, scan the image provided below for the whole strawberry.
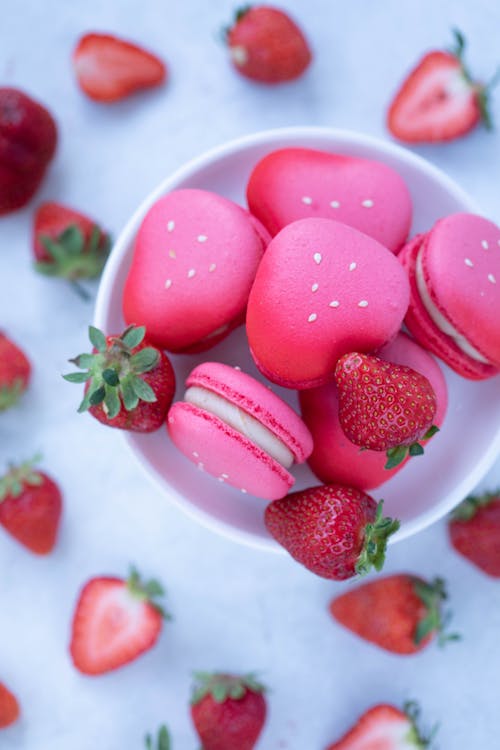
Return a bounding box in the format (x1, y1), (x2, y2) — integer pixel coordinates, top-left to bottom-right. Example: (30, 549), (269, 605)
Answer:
(449, 490), (500, 577)
(0, 456), (62, 555)
(335, 352), (438, 469)
(330, 574), (457, 655)
(145, 725), (171, 749)
(326, 702), (435, 750)
(33, 202), (110, 288)
(70, 567), (169, 675)
(0, 682), (20, 729)
(225, 6), (312, 83)
(265, 485), (399, 580)
(388, 29), (498, 143)
(64, 325), (175, 432)
(0, 88), (57, 215)
(191, 672), (267, 750)
(0, 333), (31, 412)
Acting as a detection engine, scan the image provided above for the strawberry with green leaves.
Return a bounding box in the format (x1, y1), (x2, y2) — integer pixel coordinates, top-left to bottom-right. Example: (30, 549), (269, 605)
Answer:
(64, 325), (175, 432)
(0, 333), (31, 412)
(191, 672), (267, 750)
(334, 353), (438, 469)
(449, 490), (500, 577)
(145, 726), (171, 749)
(0, 456), (62, 555)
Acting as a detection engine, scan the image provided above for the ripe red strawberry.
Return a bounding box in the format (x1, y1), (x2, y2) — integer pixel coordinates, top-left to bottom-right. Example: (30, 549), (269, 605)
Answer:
(449, 490), (500, 577)
(0, 683), (20, 729)
(64, 325), (175, 432)
(0, 457), (62, 555)
(33, 202), (110, 287)
(335, 353), (438, 470)
(0, 333), (31, 412)
(73, 33), (166, 102)
(387, 30), (497, 143)
(330, 574), (458, 655)
(190, 672), (267, 750)
(265, 485), (399, 580)
(326, 703), (435, 750)
(225, 6), (312, 83)
(0, 88), (57, 215)
(70, 567), (169, 675)
(145, 725), (171, 749)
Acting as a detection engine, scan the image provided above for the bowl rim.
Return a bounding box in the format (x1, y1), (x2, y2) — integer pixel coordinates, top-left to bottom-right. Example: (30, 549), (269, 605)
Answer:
(95, 125), (500, 553)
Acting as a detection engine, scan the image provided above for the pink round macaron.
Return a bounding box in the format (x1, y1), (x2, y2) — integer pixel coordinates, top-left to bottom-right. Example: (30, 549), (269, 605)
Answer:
(167, 362), (313, 500)
(300, 333), (448, 490)
(246, 218), (410, 389)
(400, 213), (500, 380)
(246, 147), (412, 252)
(122, 189), (271, 353)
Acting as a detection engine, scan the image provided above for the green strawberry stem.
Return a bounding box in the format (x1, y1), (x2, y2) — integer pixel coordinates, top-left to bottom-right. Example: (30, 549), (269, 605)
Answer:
(449, 28), (498, 130)
(127, 566), (171, 620)
(355, 501), (400, 576)
(0, 454), (43, 502)
(385, 426), (439, 470)
(412, 577), (460, 646)
(191, 672), (266, 705)
(403, 701), (438, 749)
(144, 725), (171, 750)
(451, 489), (500, 521)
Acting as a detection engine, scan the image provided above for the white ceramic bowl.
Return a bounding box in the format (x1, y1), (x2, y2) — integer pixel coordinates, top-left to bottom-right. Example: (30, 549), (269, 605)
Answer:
(95, 126), (500, 551)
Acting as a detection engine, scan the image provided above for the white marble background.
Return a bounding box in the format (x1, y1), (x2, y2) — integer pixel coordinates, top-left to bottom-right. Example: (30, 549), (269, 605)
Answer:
(1, 1), (500, 747)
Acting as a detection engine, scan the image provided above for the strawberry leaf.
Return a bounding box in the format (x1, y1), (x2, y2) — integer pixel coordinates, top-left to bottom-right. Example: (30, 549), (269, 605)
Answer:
(104, 386), (120, 419)
(62, 371), (91, 384)
(130, 347), (160, 374)
(89, 385), (106, 406)
(130, 376), (157, 403)
(385, 445), (408, 469)
(190, 672), (266, 706)
(356, 500), (400, 575)
(409, 443), (424, 457)
(121, 378), (140, 411)
(121, 325), (146, 349)
(451, 489), (500, 521)
(145, 725), (171, 750)
(102, 368), (119, 386)
(423, 425), (439, 440)
(88, 325), (107, 353)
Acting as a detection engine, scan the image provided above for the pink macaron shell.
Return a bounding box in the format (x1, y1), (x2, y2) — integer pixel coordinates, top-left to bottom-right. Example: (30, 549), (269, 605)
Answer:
(122, 189), (269, 353)
(246, 148), (412, 252)
(246, 218), (410, 389)
(400, 228), (499, 380)
(299, 332), (448, 490)
(186, 362), (313, 462)
(167, 402), (294, 500)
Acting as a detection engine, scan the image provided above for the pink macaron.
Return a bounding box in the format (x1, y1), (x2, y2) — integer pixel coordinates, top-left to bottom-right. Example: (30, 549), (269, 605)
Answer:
(246, 147), (412, 252)
(300, 332), (448, 490)
(167, 362), (313, 500)
(400, 213), (500, 380)
(122, 189), (271, 353)
(246, 218), (410, 389)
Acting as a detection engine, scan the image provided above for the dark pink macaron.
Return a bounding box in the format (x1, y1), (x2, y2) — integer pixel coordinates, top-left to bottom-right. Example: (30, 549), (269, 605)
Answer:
(299, 332), (448, 490)
(167, 362), (313, 500)
(246, 218), (410, 389)
(400, 213), (500, 380)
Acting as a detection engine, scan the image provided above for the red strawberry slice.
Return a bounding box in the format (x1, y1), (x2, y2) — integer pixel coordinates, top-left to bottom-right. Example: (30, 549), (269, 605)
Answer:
(73, 33), (166, 102)
(388, 30), (496, 143)
(70, 568), (169, 675)
(0, 683), (20, 729)
(449, 490), (500, 577)
(326, 703), (434, 749)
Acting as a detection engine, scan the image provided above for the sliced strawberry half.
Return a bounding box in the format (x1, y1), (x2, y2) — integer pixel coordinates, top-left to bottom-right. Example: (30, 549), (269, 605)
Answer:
(326, 703), (435, 749)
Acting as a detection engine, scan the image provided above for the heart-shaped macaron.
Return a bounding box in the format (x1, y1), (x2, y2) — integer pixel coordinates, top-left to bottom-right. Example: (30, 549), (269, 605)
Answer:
(400, 213), (500, 380)
(246, 147), (413, 252)
(246, 218), (410, 389)
(122, 189), (270, 353)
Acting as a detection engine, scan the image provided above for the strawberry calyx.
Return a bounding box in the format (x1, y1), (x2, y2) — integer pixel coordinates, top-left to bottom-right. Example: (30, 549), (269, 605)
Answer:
(222, 4), (252, 43)
(35, 224), (111, 280)
(412, 577), (460, 647)
(355, 501), (400, 576)
(451, 489), (500, 521)
(0, 454), (43, 503)
(385, 425), (439, 470)
(0, 378), (26, 412)
(63, 325), (160, 419)
(403, 701), (438, 748)
(126, 566), (170, 620)
(449, 28), (499, 131)
(191, 672), (265, 705)
(144, 725), (171, 750)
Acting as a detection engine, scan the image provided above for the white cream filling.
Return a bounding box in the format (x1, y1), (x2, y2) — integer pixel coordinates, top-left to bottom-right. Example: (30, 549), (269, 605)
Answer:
(415, 249), (491, 365)
(184, 386), (294, 469)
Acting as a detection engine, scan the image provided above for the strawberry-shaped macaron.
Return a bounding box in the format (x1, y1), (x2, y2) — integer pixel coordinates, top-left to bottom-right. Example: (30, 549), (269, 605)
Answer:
(330, 574), (457, 655)
(123, 189), (270, 353)
(326, 703), (435, 750)
(449, 490), (500, 577)
(0, 333), (31, 412)
(0, 683), (20, 729)
(64, 325), (175, 432)
(400, 213), (500, 380)
(388, 29), (498, 143)
(335, 353), (438, 469)
(247, 148), (412, 251)
(0, 88), (57, 215)
(0, 456), (62, 555)
(224, 6), (311, 83)
(33, 202), (111, 290)
(70, 567), (169, 675)
(73, 33), (166, 102)
(247, 218), (409, 389)
(190, 672), (267, 750)
(265, 485), (399, 580)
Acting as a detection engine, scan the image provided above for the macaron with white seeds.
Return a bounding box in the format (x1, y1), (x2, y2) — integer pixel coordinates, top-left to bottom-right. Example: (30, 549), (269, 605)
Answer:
(167, 362), (313, 500)
(400, 212), (500, 380)
(122, 189), (271, 353)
